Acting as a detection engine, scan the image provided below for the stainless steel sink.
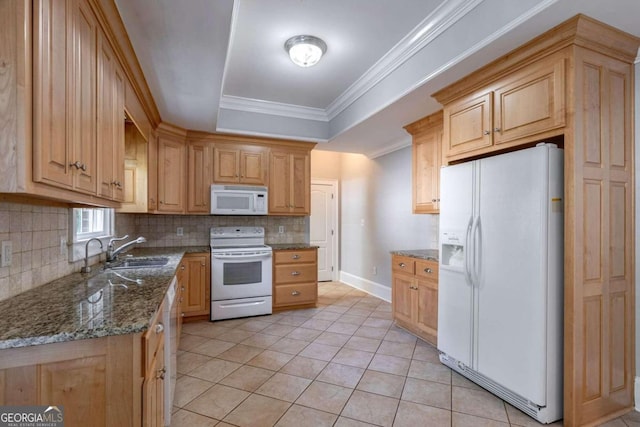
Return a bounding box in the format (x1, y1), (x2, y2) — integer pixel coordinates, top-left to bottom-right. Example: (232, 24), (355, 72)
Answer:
(106, 257), (170, 269)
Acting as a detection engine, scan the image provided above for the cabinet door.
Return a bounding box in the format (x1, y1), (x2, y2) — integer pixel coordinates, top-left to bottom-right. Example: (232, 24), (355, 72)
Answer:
(157, 136), (185, 213)
(239, 147), (267, 185)
(415, 279), (438, 345)
(40, 355), (107, 426)
(33, 0), (73, 189)
(443, 92), (492, 159)
(213, 147), (239, 183)
(143, 337), (164, 427)
(182, 254), (210, 316)
(392, 274), (413, 325)
(290, 152), (310, 214)
(71, 0), (98, 194)
(493, 56), (565, 144)
(147, 131), (158, 211)
(187, 142), (212, 213)
(97, 30), (124, 201)
(268, 151), (291, 213)
(413, 128), (441, 214)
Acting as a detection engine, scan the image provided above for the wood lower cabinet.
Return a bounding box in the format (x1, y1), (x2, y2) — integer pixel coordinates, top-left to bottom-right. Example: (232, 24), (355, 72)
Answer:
(273, 248), (318, 309)
(404, 111), (443, 214)
(391, 255), (438, 345)
(142, 302), (165, 427)
(269, 150), (311, 215)
(180, 253), (211, 319)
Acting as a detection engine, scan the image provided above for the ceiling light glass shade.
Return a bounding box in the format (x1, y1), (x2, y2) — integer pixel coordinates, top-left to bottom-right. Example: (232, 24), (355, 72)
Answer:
(284, 35), (327, 67)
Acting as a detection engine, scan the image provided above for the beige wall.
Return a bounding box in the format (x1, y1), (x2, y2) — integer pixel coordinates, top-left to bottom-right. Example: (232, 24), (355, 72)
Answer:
(311, 150), (342, 180)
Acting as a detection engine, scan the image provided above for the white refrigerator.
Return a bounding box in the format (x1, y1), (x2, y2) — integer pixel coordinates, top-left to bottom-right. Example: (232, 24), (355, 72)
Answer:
(438, 143), (563, 424)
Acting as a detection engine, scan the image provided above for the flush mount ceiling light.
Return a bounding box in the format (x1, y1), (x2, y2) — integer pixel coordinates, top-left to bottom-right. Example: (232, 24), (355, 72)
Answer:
(284, 35), (327, 67)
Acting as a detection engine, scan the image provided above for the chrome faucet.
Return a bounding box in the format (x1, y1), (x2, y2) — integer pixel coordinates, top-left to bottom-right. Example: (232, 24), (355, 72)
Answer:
(81, 238), (104, 273)
(106, 235), (147, 262)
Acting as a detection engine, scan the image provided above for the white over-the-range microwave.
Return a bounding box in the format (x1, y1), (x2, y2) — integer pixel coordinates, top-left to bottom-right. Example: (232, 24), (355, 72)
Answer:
(210, 185), (268, 215)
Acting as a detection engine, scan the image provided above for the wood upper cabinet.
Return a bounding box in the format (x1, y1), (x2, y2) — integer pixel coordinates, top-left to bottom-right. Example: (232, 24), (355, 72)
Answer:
(156, 126), (186, 213)
(391, 255), (438, 345)
(213, 144), (268, 185)
(404, 111), (443, 214)
(269, 150), (311, 215)
(34, 0), (98, 194)
(180, 253), (211, 318)
(437, 52), (566, 162)
(97, 29), (125, 201)
(187, 141), (212, 213)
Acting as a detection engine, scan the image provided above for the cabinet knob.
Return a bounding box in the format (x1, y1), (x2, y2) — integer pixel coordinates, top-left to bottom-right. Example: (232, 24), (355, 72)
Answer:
(292, 254), (300, 260)
(431, 199), (437, 203)
(159, 201), (164, 204)
(494, 127), (501, 132)
(181, 265), (186, 270)
(483, 130), (491, 135)
(181, 312), (185, 317)
(291, 290), (301, 296)
(181, 286), (185, 292)
(424, 267), (433, 274)
(201, 263), (206, 267)
(291, 271), (300, 276)
(155, 323), (164, 334)
(399, 262), (406, 268)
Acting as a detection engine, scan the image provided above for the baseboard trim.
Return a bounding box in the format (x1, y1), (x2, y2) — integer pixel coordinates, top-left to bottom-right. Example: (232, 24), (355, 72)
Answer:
(339, 271), (391, 303)
(635, 377), (640, 412)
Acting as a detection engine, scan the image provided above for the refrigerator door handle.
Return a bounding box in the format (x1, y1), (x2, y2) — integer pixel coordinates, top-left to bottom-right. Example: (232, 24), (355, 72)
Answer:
(471, 216), (482, 286)
(464, 216), (474, 287)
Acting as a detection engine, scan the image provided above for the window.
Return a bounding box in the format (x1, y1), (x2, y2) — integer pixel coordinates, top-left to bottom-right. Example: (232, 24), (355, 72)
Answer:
(71, 208), (114, 242)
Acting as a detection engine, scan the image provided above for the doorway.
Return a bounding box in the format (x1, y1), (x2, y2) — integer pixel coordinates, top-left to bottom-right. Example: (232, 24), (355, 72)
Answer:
(310, 180), (338, 281)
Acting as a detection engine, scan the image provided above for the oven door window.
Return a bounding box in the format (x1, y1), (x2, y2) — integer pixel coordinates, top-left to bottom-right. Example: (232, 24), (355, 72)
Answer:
(223, 261), (262, 286)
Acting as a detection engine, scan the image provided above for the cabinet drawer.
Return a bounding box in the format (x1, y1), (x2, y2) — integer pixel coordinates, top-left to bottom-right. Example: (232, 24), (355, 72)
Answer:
(274, 249), (316, 264)
(392, 256), (416, 275)
(275, 264), (317, 284)
(275, 282), (317, 306)
(415, 260), (439, 281)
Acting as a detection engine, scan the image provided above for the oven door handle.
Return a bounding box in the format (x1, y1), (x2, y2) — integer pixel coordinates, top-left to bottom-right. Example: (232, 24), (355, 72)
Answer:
(212, 252), (272, 260)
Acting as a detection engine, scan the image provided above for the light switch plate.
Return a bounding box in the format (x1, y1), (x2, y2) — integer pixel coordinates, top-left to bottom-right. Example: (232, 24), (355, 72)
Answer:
(177, 227), (184, 236)
(1, 241), (12, 267)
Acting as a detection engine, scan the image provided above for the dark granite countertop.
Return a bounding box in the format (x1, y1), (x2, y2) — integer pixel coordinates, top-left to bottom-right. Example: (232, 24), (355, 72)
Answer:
(0, 246), (206, 350)
(268, 243), (318, 250)
(390, 249), (439, 262)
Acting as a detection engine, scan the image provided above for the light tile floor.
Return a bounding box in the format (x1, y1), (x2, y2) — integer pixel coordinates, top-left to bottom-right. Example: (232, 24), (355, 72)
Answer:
(172, 282), (638, 427)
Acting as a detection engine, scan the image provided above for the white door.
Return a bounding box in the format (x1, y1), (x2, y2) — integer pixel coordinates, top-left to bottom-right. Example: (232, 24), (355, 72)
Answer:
(310, 180), (337, 281)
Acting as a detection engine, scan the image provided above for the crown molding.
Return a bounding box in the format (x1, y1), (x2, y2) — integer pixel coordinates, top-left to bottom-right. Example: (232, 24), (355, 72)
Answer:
(215, 125), (327, 144)
(325, 0), (483, 121)
(367, 137), (412, 159)
(219, 95), (329, 121)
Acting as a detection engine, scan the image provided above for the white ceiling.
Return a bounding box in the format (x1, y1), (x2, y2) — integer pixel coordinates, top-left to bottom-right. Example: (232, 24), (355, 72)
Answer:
(115, 0), (640, 157)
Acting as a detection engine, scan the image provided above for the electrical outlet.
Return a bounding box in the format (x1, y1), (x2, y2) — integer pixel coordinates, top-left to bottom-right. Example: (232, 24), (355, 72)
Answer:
(177, 227), (184, 236)
(278, 226), (284, 234)
(1, 241), (12, 268)
(60, 237), (67, 255)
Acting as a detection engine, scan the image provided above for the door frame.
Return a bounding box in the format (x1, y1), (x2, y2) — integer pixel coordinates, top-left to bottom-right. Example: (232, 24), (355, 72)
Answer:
(310, 178), (339, 282)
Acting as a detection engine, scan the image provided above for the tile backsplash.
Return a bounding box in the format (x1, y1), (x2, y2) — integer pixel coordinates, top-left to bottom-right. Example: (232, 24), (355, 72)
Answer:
(0, 199), (309, 302)
(0, 201), (80, 301)
(115, 214), (309, 247)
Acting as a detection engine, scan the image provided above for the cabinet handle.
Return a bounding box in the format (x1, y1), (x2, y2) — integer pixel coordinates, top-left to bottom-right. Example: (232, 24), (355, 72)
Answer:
(494, 127), (501, 132)
(179, 297), (183, 303)
(155, 323), (164, 334)
(181, 286), (185, 292)
(424, 267), (433, 274)
(159, 201), (164, 204)
(431, 199), (437, 203)
(291, 271), (300, 276)
(483, 130), (490, 135)
(292, 254), (300, 260)
(157, 367), (166, 380)
(291, 290), (300, 296)
(399, 262), (406, 268)
(69, 161), (82, 170)
(181, 265), (186, 270)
